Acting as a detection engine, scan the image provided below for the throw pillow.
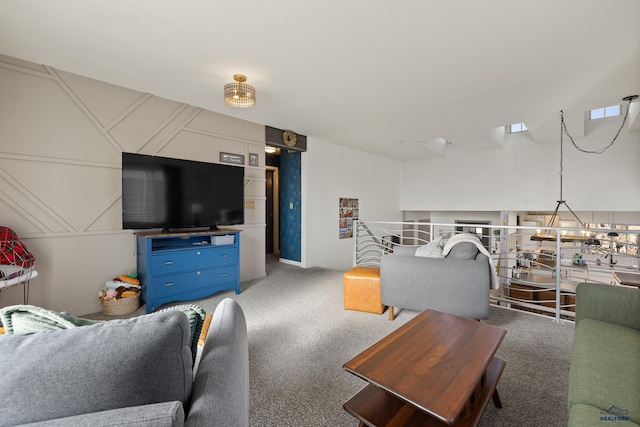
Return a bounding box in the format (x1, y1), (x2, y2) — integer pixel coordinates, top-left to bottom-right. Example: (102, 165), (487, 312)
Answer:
(415, 237), (444, 258)
(0, 304), (206, 365)
(0, 310), (193, 426)
(446, 242), (479, 259)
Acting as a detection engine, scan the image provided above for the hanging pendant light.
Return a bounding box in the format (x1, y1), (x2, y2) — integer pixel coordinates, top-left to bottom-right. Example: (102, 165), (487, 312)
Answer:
(531, 94), (638, 243)
(224, 74), (256, 108)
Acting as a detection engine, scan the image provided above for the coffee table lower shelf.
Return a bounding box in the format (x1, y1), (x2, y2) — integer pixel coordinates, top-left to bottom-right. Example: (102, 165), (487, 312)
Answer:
(343, 357), (506, 427)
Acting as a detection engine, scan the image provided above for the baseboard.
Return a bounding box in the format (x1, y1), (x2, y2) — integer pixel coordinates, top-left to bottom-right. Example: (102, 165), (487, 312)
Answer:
(278, 258), (303, 267)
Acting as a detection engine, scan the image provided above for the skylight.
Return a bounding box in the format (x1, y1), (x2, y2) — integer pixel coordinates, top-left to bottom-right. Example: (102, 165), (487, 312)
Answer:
(590, 105), (621, 120)
(509, 122), (527, 133)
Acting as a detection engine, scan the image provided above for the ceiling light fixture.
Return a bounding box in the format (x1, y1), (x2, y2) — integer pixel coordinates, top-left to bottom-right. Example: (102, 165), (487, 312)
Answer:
(265, 146), (277, 154)
(532, 95), (638, 242)
(224, 74), (256, 108)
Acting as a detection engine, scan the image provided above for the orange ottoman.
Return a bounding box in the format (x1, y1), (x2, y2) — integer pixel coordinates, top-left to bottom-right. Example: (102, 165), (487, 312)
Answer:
(343, 266), (384, 314)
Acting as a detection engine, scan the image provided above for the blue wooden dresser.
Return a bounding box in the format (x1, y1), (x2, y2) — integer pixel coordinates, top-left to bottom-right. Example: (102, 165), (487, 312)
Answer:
(136, 230), (240, 313)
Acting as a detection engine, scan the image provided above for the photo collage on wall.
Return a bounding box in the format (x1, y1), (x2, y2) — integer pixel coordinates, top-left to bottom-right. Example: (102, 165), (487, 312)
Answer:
(339, 198), (359, 239)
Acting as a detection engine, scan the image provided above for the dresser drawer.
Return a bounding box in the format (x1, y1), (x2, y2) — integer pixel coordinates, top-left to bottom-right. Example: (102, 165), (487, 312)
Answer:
(150, 267), (239, 298)
(151, 247), (238, 275)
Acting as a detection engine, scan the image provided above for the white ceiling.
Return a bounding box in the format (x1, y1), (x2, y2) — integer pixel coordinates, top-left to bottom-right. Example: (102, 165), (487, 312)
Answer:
(1, 0), (639, 161)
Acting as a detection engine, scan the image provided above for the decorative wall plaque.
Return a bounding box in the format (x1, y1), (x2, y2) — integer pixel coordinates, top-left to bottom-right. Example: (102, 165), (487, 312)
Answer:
(220, 152), (244, 165)
(265, 126), (307, 152)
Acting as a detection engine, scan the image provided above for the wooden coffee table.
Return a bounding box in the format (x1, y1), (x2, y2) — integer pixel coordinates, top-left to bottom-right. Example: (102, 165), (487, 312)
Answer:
(343, 309), (507, 426)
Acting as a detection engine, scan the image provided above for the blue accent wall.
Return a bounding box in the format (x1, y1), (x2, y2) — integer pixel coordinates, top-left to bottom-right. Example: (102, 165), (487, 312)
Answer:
(279, 150), (301, 262)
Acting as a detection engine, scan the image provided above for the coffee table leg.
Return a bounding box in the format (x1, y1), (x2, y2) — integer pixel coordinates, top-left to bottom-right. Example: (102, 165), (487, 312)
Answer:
(492, 389), (502, 408)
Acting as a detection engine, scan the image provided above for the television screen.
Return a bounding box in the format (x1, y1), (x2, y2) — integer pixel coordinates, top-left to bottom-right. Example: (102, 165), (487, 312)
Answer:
(122, 152), (244, 230)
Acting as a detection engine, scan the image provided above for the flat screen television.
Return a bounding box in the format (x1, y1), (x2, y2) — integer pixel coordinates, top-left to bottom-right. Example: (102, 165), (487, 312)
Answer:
(122, 152), (244, 231)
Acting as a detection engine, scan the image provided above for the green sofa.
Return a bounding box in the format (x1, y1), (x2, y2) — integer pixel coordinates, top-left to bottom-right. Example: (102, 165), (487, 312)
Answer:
(568, 282), (640, 426)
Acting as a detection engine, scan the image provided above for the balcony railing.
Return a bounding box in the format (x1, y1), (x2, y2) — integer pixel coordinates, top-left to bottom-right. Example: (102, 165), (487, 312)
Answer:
(353, 220), (640, 322)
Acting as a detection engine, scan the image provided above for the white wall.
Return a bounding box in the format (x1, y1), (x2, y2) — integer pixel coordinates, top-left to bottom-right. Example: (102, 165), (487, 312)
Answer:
(402, 119), (640, 212)
(303, 138), (402, 271)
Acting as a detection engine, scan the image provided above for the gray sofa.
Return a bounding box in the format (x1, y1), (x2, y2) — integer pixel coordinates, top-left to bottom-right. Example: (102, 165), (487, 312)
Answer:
(0, 298), (249, 427)
(380, 243), (491, 320)
(567, 283), (640, 426)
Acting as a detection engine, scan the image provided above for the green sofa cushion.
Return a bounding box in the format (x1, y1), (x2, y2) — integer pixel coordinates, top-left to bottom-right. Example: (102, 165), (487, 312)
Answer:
(575, 283), (640, 331)
(568, 318), (640, 425)
(569, 403), (639, 427)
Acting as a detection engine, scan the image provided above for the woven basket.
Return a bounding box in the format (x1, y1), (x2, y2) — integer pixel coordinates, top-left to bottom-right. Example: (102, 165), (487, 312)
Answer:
(100, 295), (140, 316)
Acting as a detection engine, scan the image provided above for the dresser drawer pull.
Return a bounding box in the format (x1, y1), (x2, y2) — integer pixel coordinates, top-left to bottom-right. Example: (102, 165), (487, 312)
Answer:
(164, 282), (175, 287)
(164, 261), (175, 265)
(221, 273), (230, 277)
(221, 254), (230, 258)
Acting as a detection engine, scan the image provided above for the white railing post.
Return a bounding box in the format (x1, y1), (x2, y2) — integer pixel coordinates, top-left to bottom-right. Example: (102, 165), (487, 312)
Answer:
(555, 234), (562, 323)
(352, 220), (359, 267)
(353, 220), (638, 323)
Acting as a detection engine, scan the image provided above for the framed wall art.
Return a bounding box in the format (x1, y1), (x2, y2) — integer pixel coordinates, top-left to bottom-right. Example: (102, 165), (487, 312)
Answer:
(339, 197), (359, 239)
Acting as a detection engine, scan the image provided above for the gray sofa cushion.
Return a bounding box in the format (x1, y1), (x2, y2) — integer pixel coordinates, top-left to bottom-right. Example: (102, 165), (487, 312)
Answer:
(446, 242), (479, 259)
(415, 237), (444, 258)
(19, 401), (184, 427)
(0, 311), (193, 426)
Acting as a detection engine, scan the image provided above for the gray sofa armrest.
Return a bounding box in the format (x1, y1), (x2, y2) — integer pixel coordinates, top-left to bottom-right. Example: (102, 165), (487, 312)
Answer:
(380, 253), (491, 319)
(186, 298), (249, 427)
(575, 282), (640, 331)
(19, 402), (184, 427)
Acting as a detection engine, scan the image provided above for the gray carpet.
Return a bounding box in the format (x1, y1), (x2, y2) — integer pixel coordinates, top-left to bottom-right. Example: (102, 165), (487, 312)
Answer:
(89, 257), (575, 426)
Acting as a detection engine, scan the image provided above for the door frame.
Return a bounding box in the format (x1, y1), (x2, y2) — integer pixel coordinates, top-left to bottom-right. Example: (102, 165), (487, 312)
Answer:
(266, 166), (280, 255)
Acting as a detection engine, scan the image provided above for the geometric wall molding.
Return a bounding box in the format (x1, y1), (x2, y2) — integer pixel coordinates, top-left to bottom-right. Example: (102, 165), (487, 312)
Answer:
(1, 56), (266, 241)
(0, 53), (268, 313)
